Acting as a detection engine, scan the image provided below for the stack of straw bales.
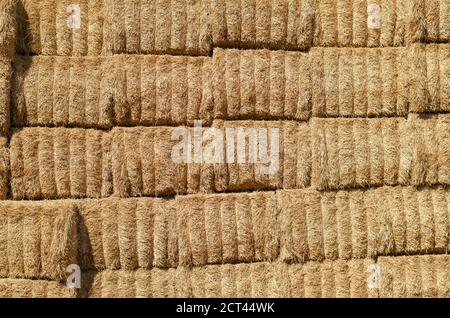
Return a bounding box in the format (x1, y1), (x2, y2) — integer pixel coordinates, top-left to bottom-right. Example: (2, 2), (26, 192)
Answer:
(0, 0), (449, 298)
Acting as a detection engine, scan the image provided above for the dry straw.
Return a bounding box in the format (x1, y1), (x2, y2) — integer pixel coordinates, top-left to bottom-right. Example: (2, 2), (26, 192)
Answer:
(311, 47), (409, 117)
(11, 55), (213, 128)
(314, 0), (407, 47)
(0, 200), (78, 282)
(16, 0), (105, 55)
(108, 55), (214, 126)
(80, 259), (376, 298)
(0, 137), (8, 199)
(379, 255), (450, 298)
(212, 120), (311, 192)
(0, 0), (17, 61)
(74, 186), (450, 271)
(210, 0), (314, 50)
(0, 60), (10, 137)
(0, 278), (76, 298)
(408, 44), (450, 113)
(110, 126), (214, 197)
(405, 0), (450, 44)
(212, 49), (311, 121)
(77, 197), (178, 270)
(11, 56), (113, 128)
(10, 127), (112, 200)
(311, 115), (450, 190)
(104, 0), (211, 55)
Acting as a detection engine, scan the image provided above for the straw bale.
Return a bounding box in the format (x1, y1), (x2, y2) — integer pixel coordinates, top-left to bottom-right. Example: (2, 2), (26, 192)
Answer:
(379, 255), (450, 298)
(81, 259), (374, 298)
(311, 47), (409, 117)
(311, 116), (450, 190)
(0, 0), (17, 61)
(0, 200), (78, 281)
(313, 0), (407, 47)
(11, 56), (113, 128)
(408, 44), (450, 113)
(405, 0), (450, 44)
(0, 279), (77, 298)
(210, 0), (314, 50)
(111, 127), (214, 197)
(16, 0), (105, 55)
(10, 127), (111, 199)
(212, 120), (311, 192)
(104, 0), (211, 55)
(212, 48), (311, 121)
(78, 197), (178, 270)
(109, 55), (213, 126)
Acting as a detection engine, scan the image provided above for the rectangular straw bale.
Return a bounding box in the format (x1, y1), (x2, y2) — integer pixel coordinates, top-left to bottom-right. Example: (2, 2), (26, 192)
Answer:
(175, 191), (279, 267)
(0, 137), (8, 199)
(0, 279), (77, 298)
(111, 127), (214, 197)
(11, 56), (113, 128)
(408, 44), (450, 113)
(0, 200), (78, 282)
(311, 47), (409, 117)
(10, 127), (112, 200)
(77, 197), (178, 270)
(16, 0), (105, 55)
(365, 186), (450, 257)
(314, 0), (407, 47)
(81, 259), (374, 298)
(279, 186), (450, 262)
(311, 118), (403, 190)
(104, 0), (211, 55)
(0, 0), (17, 61)
(398, 115), (450, 186)
(311, 117), (449, 190)
(0, 60), (11, 136)
(210, 0), (314, 50)
(279, 189), (368, 263)
(405, 0), (450, 44)
(212, 48), (311, 121)
(212, 120), (311, 192)
(109, 55), (213, 126)
(379, 255), (450, 298)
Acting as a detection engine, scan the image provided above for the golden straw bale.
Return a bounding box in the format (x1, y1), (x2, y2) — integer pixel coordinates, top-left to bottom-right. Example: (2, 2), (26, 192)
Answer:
(0, 279), (77, 298)
(80, 259), (374, 298)
(0, 200), (78, 281)
(210, 0), (314, 50)
(10, 127), (112, 199)
(16, 0), (105, 55)
(379, 255), (450, 298)
(311, 47), (409, 117)
(104, 0), (211, 55)
(212, 48), (311, 121)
